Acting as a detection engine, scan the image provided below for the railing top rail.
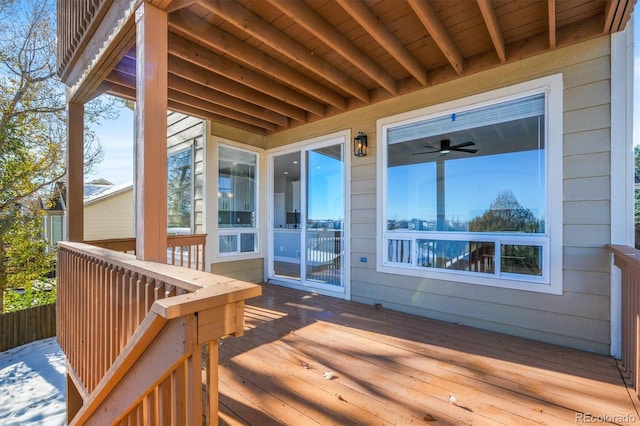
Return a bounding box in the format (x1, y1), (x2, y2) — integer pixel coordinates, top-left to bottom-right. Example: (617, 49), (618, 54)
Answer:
(607, 244), (640, 269)
(59, 241), (218, 293)
(167, 233), (207, 245)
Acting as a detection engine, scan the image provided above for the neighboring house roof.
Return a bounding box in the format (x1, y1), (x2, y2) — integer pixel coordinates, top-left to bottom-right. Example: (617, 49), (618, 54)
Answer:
(84, 181), (133, 206)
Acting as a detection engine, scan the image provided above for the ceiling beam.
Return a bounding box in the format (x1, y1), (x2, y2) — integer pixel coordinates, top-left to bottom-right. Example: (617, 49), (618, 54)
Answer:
(168, 33), (325, 118)
(106, 68), (280, 131)
(116, 56), (289, 127)
(196, 0), (370, 103)
(167, 74), (290, 128)
(104, 79), (268, 135)
(167, 55), (309, 124)
(168, 9), (347, 110)
(268, 0), (398, 94)
(548, 0), (556, 48)
(476, 0), (507, 62)
(408, 0), (464, 75)
(335, 0), (428, 87)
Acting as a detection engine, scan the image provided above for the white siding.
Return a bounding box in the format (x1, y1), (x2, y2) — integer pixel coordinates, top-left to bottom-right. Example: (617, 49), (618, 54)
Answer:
(84, 188), (134, 240)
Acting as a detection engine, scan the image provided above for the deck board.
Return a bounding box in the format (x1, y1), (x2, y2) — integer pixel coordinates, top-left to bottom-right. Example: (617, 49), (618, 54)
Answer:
(217, 284), (639, 425)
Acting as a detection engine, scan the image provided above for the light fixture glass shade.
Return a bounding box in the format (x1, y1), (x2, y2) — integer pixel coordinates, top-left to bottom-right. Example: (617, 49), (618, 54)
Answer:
(353, 132), (367, 157)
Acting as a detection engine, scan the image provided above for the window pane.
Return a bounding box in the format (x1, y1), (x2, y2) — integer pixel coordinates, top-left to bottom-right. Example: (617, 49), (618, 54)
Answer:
(51, 215), (63, 245)
(240, 233), (257, 253)
(219, 235), (237, 253)
(417, 240), (495, 273)
(386, 93), (545, 234)
(167, 149), (192, 231)
(387, 239), (412, 263)
(219, 146), (257, 229)
(501, 244), (543, 276)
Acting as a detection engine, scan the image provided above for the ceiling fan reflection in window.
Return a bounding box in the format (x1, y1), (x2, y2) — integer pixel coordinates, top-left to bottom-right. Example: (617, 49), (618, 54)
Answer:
(413, 139), (478, 156)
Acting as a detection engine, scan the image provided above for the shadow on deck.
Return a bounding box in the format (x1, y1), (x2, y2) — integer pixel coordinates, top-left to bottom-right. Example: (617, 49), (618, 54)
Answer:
(216, 284), (638, 425)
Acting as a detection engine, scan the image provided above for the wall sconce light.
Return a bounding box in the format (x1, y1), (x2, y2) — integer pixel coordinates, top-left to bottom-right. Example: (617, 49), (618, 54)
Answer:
(353, 132), (367, 157)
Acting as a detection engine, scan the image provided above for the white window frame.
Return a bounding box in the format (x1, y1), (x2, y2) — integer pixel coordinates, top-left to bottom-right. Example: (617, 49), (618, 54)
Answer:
(167, 145), (194, 234)
(216, 143), (260, 259)
(376, 74), (563, 294)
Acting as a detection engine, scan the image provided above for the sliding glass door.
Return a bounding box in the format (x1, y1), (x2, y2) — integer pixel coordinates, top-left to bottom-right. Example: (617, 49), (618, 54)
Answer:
(270, 139), (346, 294)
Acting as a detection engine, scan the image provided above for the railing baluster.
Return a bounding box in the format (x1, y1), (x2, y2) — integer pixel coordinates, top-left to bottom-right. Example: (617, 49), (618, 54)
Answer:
(56, 242), (260, 424)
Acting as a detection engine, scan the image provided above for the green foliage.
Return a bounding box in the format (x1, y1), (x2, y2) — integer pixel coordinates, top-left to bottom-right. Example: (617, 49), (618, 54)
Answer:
(0, 1), (124, 310)
(1, 209), (54, 287)
(469, 190), (541, 233)
(3, 280), (56, 313)
(0, 207), (55, 313)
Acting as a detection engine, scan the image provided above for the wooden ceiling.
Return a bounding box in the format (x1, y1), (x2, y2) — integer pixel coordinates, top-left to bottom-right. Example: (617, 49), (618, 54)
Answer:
(97, 0), (635, 135)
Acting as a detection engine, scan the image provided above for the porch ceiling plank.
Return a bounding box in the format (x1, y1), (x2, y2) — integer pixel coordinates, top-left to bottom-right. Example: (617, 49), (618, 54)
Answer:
(167, 33), (326, 118)
(110, 63), (289, 128)
(334, 0), (428, 87)
(163, 0), (196, 14)
(167, 74), (290, 128)
(167, 101), (268, 136)
(267, 0), (399, 95)
(168, 9), (348, 110)
(407, 0), (465, 76)
(105, 81), (136, 101)
(167, 55), (309, 124)
(105, 72), (271, 134)
(548, 0), (557, 48)
(196, 0), (371, 103)
(167, 89), (279, 132)
(476, 0), (507, 63)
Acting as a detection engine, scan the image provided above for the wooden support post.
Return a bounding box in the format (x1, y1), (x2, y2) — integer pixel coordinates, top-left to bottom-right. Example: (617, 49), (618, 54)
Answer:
(206, 340), (219, 426)
(67, 102), (84, 242)
(135, 3), (168, 262)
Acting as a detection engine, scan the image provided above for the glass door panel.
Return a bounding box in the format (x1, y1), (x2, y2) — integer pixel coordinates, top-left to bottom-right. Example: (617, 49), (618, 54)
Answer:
(305, 144), (344, 286)
(272, 152), (301, 280)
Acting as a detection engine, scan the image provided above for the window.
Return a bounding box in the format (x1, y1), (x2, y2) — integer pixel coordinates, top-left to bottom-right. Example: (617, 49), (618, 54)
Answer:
(218, 145), (258, 256)
(378, 76), (562, 293)
(167, 148), (192, 233)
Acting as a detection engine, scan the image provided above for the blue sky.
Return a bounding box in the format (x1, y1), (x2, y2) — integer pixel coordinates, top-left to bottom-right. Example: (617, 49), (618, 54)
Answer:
(87, 102), (134, 185)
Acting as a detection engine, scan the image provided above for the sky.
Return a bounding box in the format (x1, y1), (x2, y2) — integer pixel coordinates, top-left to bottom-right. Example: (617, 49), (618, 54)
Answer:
(87, 101), (135, 185)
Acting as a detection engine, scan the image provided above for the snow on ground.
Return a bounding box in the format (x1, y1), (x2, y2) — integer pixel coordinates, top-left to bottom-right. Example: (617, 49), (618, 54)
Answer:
(0, 338), (66, 426)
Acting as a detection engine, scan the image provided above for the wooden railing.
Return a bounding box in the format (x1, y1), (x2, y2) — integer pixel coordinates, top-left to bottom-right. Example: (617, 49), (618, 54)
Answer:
(56, 0), (111, 78)
(86, 234), (207, 271)
(608, 244), (640, 396)
(56, 241), (261, 425)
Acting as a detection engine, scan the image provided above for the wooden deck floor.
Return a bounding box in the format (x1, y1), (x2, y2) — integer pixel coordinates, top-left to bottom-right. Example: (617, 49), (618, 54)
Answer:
(217, 284), (639, 425)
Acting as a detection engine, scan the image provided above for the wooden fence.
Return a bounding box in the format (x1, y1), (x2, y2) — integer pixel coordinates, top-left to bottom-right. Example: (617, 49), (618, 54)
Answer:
(0, 303), (56, 352)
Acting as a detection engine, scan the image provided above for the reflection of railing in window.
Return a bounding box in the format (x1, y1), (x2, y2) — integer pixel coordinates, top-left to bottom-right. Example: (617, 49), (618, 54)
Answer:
(388, 239), (412, 263)
(417, 240), (495, 273)
(306, 231), (342, 285)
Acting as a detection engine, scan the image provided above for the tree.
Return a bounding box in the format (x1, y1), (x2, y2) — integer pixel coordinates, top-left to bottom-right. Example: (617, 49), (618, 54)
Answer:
(469, 190), (541, 233)
(0, 0), (122, 311)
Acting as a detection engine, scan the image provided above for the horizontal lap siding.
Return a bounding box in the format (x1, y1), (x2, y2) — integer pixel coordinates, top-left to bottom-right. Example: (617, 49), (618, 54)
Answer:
(84, 189), (134, 240)
(267, 36), (614, 354)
